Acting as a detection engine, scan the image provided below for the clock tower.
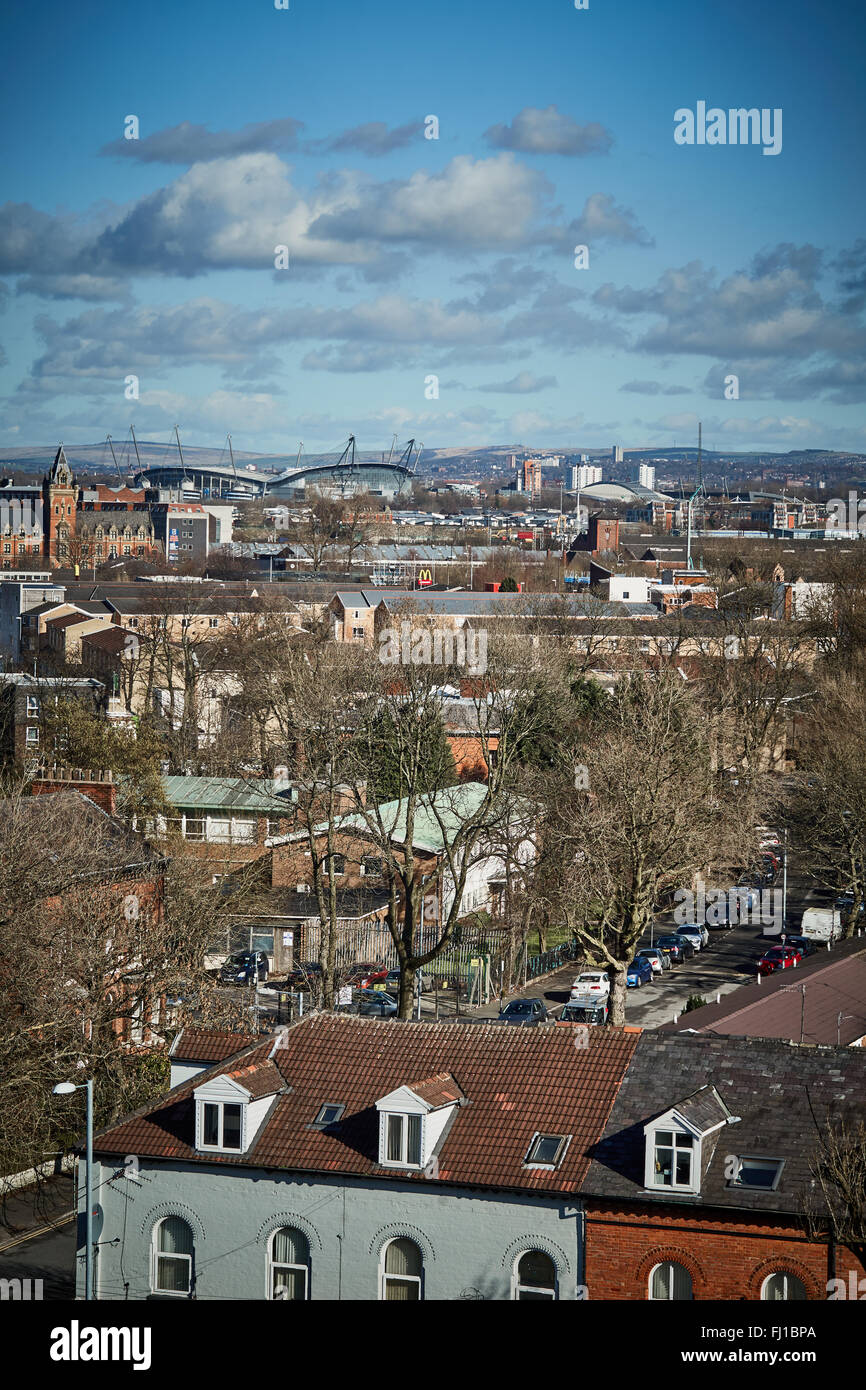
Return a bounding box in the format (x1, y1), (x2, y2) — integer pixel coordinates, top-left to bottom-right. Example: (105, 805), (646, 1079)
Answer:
(43, 443), (77, 566)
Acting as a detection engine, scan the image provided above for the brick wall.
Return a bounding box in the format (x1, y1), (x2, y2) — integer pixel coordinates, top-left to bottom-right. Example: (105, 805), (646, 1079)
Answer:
(584, 1199), (863, 1300)
(31, 767), (117, 815)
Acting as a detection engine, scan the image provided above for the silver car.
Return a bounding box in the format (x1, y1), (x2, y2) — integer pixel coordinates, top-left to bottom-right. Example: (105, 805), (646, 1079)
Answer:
(637, 947), (670, 975)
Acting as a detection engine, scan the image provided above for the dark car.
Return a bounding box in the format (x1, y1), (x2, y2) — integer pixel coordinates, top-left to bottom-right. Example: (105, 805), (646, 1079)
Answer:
(780, 934), (817, 958)
(219, 950), (269, 985)
(498, 998), (548, 1026)
(557, 1000), (609, 1026)
(655, 934), (691, 963)
(282, 961), (323, 991)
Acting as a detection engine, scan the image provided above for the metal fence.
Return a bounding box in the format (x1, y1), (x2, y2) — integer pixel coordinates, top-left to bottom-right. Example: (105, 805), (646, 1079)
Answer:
(524, 941), (578, 981)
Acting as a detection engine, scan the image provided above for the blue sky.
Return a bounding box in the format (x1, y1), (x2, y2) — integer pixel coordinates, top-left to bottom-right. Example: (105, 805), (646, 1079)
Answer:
(1, 0), (864, 457)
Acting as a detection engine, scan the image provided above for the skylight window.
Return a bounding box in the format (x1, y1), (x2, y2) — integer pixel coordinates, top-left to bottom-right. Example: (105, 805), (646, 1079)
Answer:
(727, 1156), (784, 1190)
(524, 1133), (571, 1168)
(313, 1104), (345, 1128)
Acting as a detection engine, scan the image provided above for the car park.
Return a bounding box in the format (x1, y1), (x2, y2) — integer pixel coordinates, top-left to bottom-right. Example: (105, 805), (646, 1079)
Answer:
(558, 1000), (609, 1026)
(498, 998), (549, 1026)
(569, 971), (611, 1001)
(636, 947), (669, 975)
(655, 933), (691, 963)
(757, 946), (801, 976)
(219, 950), (269, 985)
(626, 957), (654, 988)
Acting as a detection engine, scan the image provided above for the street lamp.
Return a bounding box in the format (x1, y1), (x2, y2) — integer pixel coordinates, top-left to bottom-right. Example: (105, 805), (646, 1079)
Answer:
(54, 1079), (94, 1301)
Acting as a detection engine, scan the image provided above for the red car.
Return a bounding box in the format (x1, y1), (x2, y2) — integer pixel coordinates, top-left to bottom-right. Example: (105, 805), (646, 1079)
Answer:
(344, 962), (388, 989)
(757, 945), (801, 976)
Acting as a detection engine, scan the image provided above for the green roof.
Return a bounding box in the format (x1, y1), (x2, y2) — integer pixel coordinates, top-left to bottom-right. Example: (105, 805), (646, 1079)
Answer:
(334, 782), (505, 853)
(162, 775), (295, 816)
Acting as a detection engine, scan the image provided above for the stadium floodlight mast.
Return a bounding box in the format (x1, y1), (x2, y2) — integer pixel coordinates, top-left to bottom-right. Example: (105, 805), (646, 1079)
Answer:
(53, 1078), (94, 1300)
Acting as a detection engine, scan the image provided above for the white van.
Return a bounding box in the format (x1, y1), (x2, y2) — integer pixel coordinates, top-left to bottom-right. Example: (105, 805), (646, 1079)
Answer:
(800, 908), (844, 943)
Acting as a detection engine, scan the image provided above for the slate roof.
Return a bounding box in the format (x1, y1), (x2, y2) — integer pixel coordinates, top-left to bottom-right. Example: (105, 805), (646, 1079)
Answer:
(582, 1032), (866, 1215)
(662, 939), (866, 1047)
(92, 1014), (640, 1194)
(169, 1028), (256, 1064)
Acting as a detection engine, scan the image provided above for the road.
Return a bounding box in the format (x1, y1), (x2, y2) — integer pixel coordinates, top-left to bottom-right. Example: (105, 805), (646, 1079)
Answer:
(0, 1173), (76, 1300)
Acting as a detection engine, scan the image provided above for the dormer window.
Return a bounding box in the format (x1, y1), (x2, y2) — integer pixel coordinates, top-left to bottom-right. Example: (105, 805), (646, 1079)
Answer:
(194, 1061), (282, 1156)
(651, 1129), (694, 1189)
(643, 1085), (737, 1196)
(202, 1101), (243, 1150)
(376, 1073), (465, 1172)
(386, 1113), (423, 1167)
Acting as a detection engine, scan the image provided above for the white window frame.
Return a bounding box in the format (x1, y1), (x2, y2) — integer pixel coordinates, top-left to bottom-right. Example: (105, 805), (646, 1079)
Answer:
(645, 1124), (700, 1193)
(151, 1217), (194, 1297)
(761, 1271), (807, 1301)
(727, 1155), (784, 1191)
(512, 1249), (559, 1300)
(380, 1112), (423, 1169)
(379, 1237), (424, 1301)
(268, 1227), (310, 1301)
(25, 695), (40, 716)
(649, 1260), (693, 1301)
(198, 1099), (245, 1152)
(25, 726), (39, 744)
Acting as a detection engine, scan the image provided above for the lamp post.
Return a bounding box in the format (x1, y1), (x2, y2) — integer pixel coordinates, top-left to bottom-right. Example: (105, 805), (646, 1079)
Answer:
(54, 1079), (94, 1300)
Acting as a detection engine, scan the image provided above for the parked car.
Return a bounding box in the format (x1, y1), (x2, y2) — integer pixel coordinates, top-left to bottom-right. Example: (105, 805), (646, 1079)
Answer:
(835, 892), (865, 923)
(676, 925), (705, 952)
(219, 950), (269, 985)
(281, 961), (322, 991)
(343, 962), (389, 990)
(780, 934), (817, 958)
(338, 988), (399, 1017)
(757, 946), (800, 976)
(558, 1000), (609, 1026)
(383, 967), (434, 995)
(636, 947), (669, 975)
(626, 957), (654, 988)
(569, 970), (611, 1001)
(498, 998), (549, 1026)
(655, 933), (690, 963)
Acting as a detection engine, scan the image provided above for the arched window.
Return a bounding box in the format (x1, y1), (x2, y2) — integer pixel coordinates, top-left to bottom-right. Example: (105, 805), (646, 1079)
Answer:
(649, 1261), (692, 1300)
(762, 1272), (807, 1301)
(381, 1238), (423, 1301)
(152, 1216), (194, 1295)
(269, 1227), (309, 1300)
(514, 1250), (558, 1300)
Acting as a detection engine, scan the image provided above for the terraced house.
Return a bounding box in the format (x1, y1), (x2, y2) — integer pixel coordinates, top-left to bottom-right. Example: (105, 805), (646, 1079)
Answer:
(76, 1019), (866, 1300)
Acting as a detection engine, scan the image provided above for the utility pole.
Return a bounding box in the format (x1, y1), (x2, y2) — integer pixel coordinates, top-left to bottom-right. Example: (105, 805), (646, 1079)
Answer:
(782, 827), (788, 930)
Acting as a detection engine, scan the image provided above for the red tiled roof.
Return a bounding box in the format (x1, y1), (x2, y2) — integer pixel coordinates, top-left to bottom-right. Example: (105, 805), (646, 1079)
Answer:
(223, 1060), (284, 1099)
(95, 1014), (639, 1194)
(169, 1028), (256, 1064)
(406, 1072), (465, 1108)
